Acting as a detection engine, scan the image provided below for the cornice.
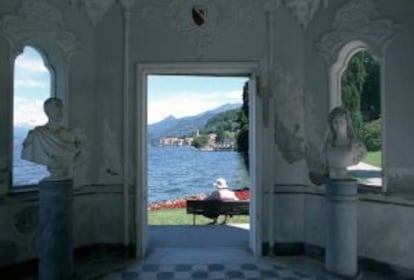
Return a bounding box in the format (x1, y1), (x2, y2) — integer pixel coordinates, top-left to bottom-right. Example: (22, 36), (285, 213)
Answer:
(69, 0), (116, 26)
(0, 0), (79, 61)
(283, 0), (328, 29)
(316, 0), (400, 65)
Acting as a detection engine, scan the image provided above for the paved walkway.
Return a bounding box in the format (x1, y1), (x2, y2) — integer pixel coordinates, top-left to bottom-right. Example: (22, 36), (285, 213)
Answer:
(348, 162), (382, 187)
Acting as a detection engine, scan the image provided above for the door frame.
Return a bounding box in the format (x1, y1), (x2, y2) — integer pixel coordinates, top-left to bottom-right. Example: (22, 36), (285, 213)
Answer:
(135, 62), (264, 258)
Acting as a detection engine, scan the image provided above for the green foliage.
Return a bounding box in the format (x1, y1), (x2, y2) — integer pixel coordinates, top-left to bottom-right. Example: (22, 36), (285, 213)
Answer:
(191, 81), (249, 168)
(360, 119), (382, 152)
(342, 50), (381, 140)
(236, 82), (249, 168)
(237, 83), (249, 152)
(361, 54), (381, 120)
(192, 135), (209, 148)
(237, 125), (248, 152)
(363, 151), (382, 168)
(201, 108), (241, 136)
(341, 51), (368, 136)
(241, 82), (249, 119)
(342, 50), (382, 153)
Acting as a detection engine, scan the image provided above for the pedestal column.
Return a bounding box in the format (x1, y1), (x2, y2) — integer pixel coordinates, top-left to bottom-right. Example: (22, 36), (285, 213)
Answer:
(321, 179), (359, 279)
(38, 179), (74, 280)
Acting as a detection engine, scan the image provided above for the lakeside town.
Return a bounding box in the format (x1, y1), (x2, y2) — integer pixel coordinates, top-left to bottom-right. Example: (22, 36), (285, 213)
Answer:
(158, 130), (236, 151)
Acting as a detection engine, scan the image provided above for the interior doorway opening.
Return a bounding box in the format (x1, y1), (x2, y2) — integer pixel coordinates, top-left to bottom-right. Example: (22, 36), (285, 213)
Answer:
(136, 63), (262, 259)
(147, 75), (250, 226)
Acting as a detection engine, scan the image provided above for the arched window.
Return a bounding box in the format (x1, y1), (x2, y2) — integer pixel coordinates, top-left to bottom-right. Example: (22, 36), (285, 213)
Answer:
(13, 46), (51, 187)
(340, 49), (382, 188)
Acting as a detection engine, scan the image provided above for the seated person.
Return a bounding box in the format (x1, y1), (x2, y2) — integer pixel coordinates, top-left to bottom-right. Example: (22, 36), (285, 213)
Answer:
(207, 178), (239, 201)
(204, 178), (239, 224)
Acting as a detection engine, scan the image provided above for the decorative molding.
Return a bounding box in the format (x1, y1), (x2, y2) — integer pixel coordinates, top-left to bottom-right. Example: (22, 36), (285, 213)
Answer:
(265, 0), (282, 12)
(282, 0), (328, 29)
(0, 0), (79, 61)
(117, 0), (135, 10)
(14, 206), (38, 235)
(69, 0), (115, 26)
(316, 0), (400, 64)
(102, 120), (122, 177)
(139, 0), (257, 59)
(270, 62), (325, 175)
(272, 64), (306, 163)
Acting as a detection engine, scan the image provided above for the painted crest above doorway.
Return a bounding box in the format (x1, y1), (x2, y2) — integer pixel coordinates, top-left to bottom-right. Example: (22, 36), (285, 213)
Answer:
(192, 5), (206, 26)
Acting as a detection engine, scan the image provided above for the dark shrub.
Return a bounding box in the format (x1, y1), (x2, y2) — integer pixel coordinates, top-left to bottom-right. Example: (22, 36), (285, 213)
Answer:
(360, 119), (382, 152)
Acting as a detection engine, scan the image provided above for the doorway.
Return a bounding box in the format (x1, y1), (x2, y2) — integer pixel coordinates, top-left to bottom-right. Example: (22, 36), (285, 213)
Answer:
(135, 62), (263, 258)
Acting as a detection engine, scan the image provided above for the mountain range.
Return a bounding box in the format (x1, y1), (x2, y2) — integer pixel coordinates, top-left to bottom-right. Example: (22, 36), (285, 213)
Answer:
(148, 103), (241, 143)
(13, 103), (242, 145)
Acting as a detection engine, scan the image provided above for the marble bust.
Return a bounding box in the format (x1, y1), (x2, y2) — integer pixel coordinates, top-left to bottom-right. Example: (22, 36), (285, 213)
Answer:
(324, 107), (366, 179)
(21, 97), (81, 181)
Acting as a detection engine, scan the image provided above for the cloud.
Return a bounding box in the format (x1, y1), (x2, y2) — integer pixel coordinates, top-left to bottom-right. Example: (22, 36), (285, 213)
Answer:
(14, 51), (50, 91)
(14, 78), (48, 89)
(13, 96), (47, 127)
(148, 89), (243, 124)
(14, 56), (48, 73)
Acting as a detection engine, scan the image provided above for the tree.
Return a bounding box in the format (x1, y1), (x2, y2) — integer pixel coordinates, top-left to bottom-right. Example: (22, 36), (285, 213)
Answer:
(341, 51), (367, 136)
(236, 82), (249, 168)
(361, 54), (381, 120)
(342, 50), (381, 150)
(192, 135), (208, 149)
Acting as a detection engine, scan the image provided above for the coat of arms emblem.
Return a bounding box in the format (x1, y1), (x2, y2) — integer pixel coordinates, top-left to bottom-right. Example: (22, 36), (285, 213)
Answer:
(192, 6), (206, 26)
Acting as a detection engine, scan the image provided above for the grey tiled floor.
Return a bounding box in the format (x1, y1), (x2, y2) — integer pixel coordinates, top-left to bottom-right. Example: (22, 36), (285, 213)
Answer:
(101, 261), (316, 280)
(84, 225), (408, 280)
(97, 225), (318, 280)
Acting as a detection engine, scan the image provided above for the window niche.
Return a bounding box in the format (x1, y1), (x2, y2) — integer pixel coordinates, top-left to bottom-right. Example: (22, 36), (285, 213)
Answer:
(332, 42), (383, 189)
(13, 46), (52, 187)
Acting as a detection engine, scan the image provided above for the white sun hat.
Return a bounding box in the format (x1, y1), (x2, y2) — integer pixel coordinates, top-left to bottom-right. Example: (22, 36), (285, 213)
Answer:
(214, 178), (228, 189)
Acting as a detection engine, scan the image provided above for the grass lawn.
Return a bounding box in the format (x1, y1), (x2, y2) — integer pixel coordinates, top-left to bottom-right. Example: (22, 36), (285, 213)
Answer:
(363, 151), (382, 168)
(148, 208), (249, 225)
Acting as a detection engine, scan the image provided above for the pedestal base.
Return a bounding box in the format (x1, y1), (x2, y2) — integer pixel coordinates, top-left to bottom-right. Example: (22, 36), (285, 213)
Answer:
(38, 179), (74, 280)
(318, 269), (362, 280)
(324, 179), (358, 278)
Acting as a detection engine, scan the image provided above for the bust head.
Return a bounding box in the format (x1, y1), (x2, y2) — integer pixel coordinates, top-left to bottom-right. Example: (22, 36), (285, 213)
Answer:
(327, 107), (354, 147)
(325, 106), (366, 179)
(44, 97), (63, 125)
(21, 97), (82, 181)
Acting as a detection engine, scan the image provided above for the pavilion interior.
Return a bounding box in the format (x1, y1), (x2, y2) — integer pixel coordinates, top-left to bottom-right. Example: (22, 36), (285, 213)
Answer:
(0, 0), (413, 279)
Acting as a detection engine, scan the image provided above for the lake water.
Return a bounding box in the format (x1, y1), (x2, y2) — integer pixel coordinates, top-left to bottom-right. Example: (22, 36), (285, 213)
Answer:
(148, 146), (249, 203)
(13, 137), (250, 203)
(13, 132), (48, 186)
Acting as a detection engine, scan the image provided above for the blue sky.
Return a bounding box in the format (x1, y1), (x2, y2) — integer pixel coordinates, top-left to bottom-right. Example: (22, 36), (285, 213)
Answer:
(14, 47), (248, 126)
(148, 75), (248, 124)
(14, 47), (50, 127)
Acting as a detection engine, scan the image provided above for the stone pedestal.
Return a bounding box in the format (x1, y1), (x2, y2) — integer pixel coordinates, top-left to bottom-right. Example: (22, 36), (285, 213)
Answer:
(38, 179), (74, 280)
(320, 179), (359, 280)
